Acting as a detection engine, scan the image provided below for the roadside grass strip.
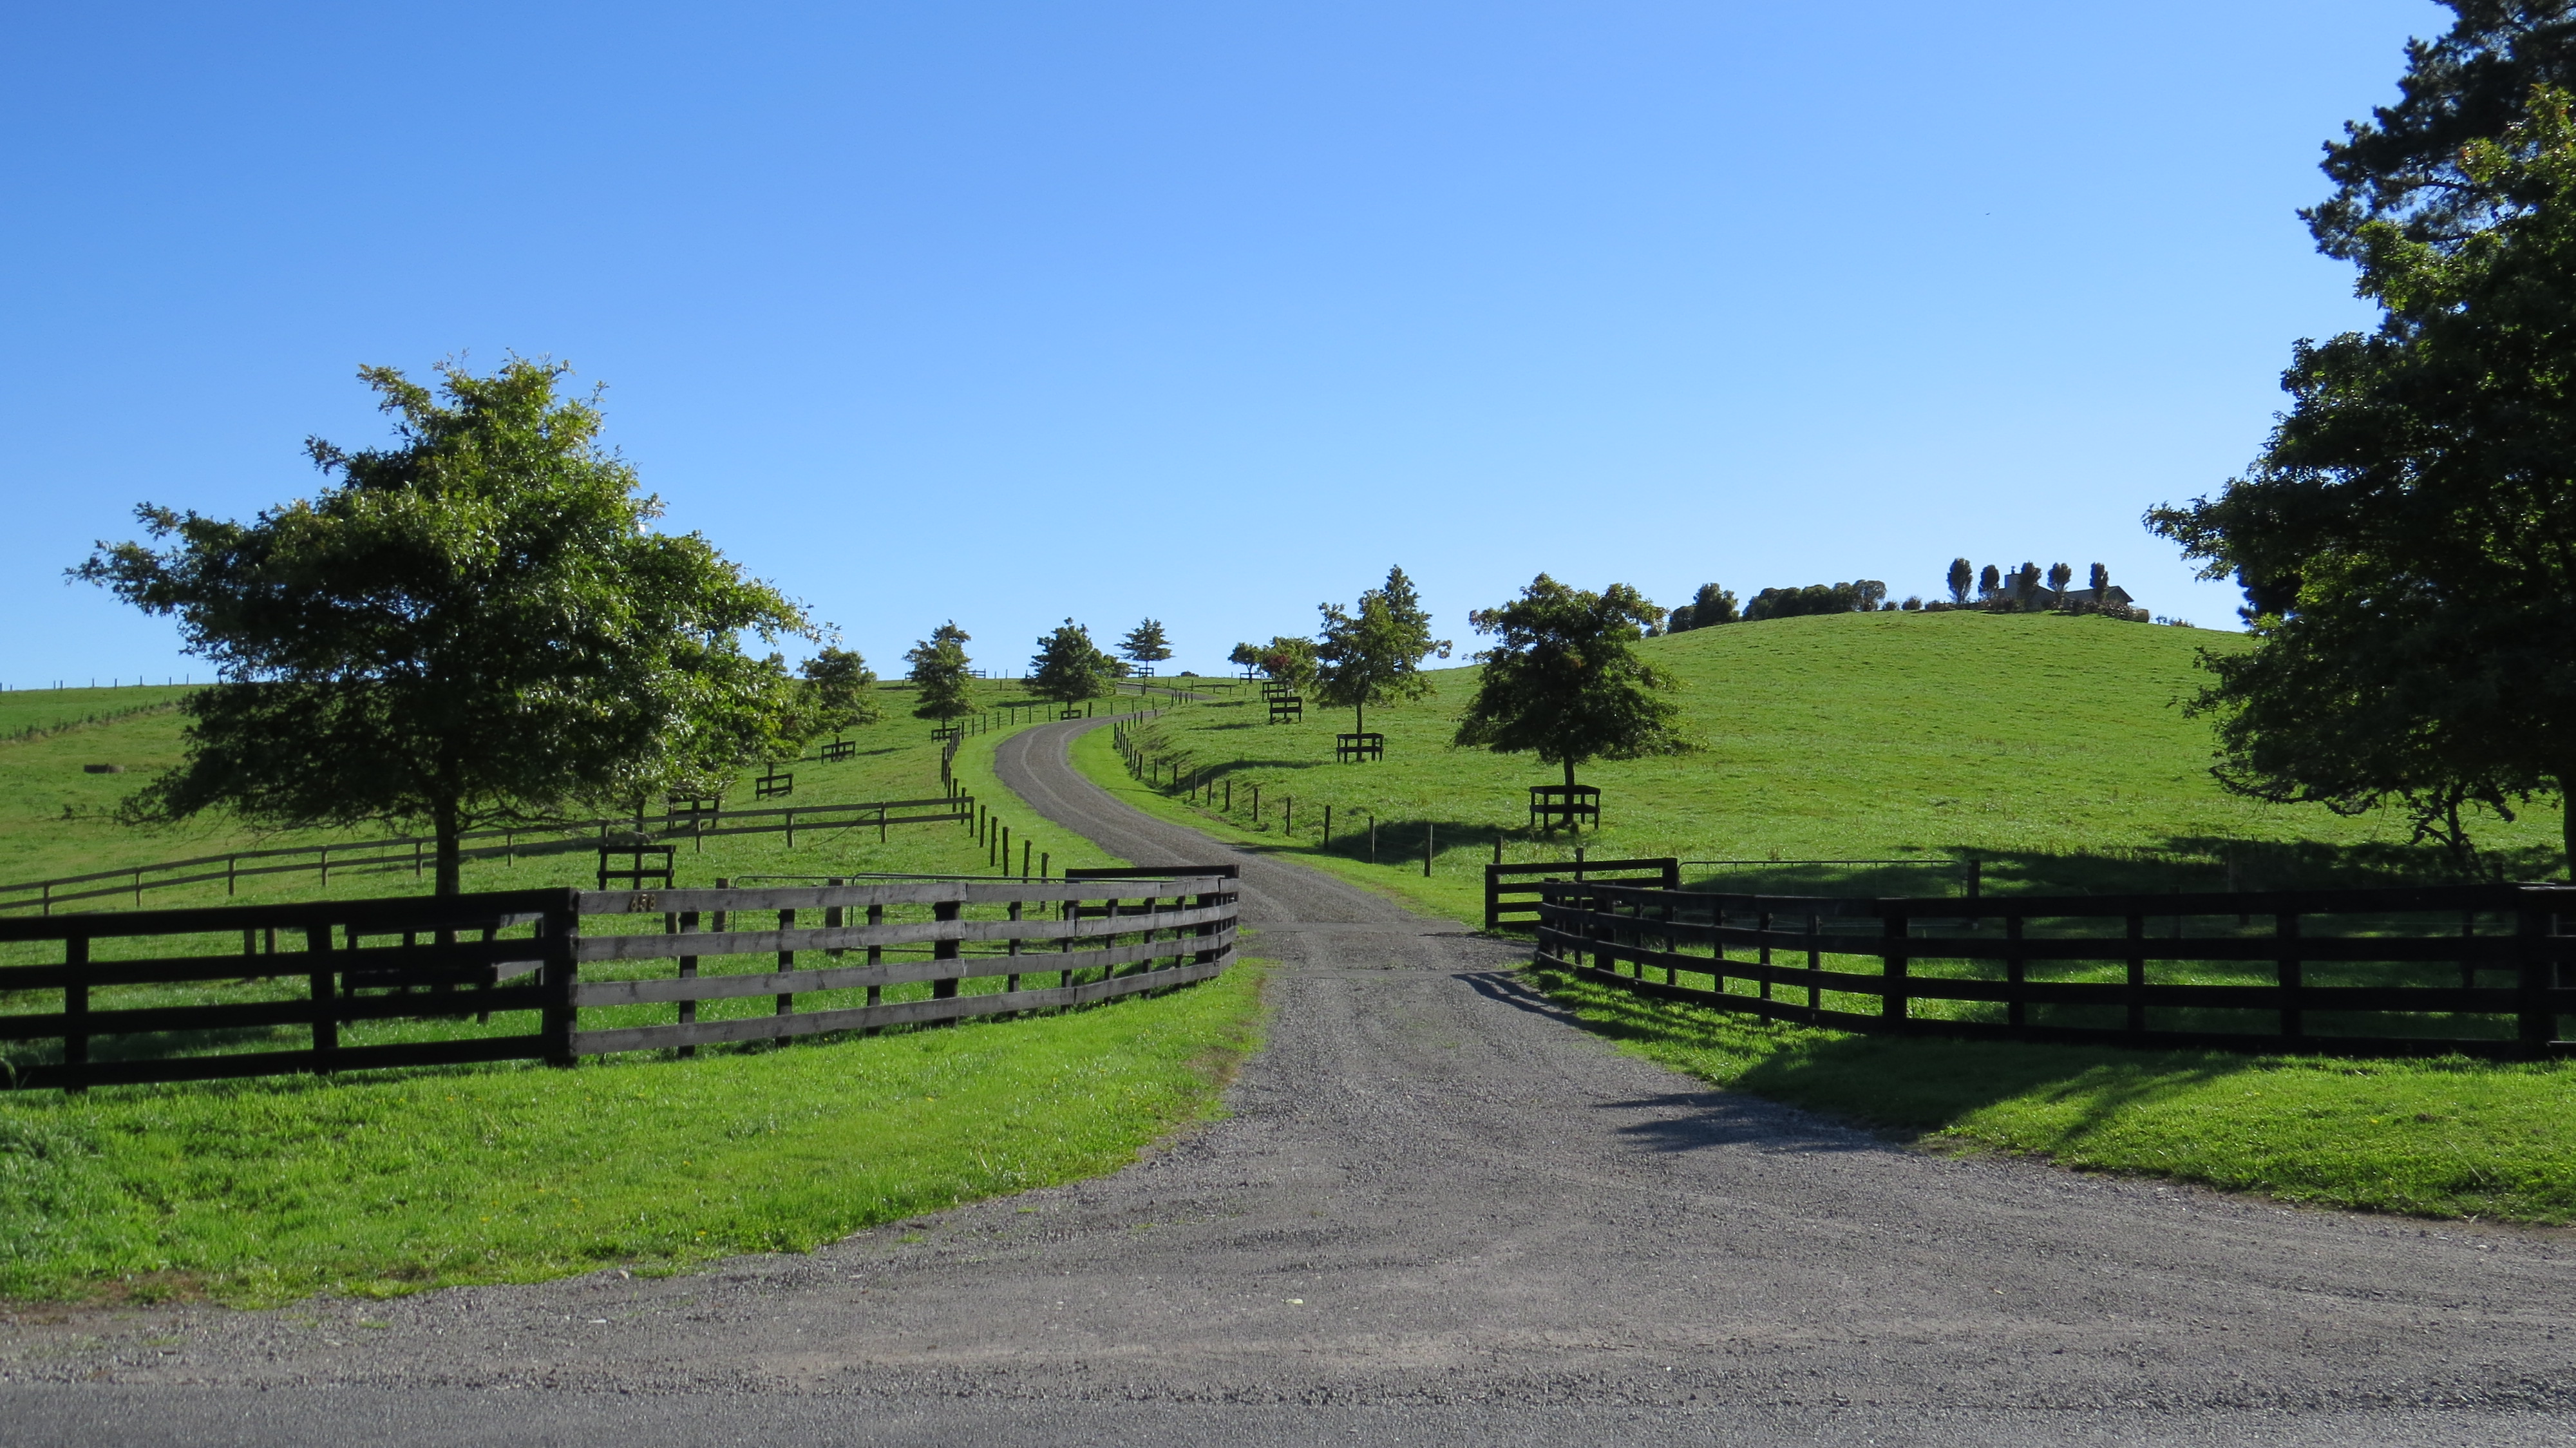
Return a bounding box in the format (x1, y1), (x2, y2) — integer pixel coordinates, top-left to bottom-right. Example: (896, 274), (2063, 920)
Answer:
(1539, 962), (2576, 1224)
(0, 957), (1265, 1306)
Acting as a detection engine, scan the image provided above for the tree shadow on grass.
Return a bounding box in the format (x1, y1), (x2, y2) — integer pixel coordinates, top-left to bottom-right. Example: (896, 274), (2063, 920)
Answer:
(1675, 836), (2566, 900)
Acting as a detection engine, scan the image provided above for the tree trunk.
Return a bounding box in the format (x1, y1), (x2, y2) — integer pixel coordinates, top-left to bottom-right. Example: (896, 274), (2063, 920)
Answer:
(1563, 757), (1578, 836)
(433, 794), (462, 897)
(1355, 702), (1365, 736)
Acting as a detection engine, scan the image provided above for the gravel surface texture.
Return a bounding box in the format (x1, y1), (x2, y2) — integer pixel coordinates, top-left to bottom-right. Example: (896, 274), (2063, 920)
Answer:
(5, 716), (2573, 1446)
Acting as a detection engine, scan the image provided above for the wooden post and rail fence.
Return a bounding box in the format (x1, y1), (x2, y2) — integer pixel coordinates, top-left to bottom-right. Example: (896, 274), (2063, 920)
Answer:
(1530, 872), (2575, 1058)
(0, 868), (1239, 1091)
(0, 794), (977, 917)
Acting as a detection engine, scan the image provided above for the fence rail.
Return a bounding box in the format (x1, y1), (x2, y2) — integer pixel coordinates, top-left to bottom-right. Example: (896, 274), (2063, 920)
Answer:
(1485, 857), (1680, 930)
(0, 795), (976, 916)
(1534, 879), (2576, 1058)
(0, 871), (1238, 1090)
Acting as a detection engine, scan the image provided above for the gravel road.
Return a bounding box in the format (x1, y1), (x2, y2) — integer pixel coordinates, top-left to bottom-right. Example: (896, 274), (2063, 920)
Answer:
(6, 717), (2573, 1446)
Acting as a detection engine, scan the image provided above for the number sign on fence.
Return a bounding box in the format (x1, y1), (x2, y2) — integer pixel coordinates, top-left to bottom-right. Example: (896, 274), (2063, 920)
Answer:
(1534, 879), (2576, 1058)
(0, 872), (1239, 1091)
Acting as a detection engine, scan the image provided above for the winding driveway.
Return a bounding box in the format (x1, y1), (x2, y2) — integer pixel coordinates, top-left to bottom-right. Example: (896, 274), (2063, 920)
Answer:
(5, 717), (2573, 1446)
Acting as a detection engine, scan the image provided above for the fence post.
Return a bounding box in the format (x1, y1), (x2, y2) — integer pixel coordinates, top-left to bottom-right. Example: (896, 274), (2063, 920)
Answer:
(2517, 907), (2554, 1058)
(61, 935), (88, 1092)
(777, 906), (797, 1019)
(1423, 821), (1434, 877)
(1806, 913), (1823, 1022)
(1484, 863), (1501, 931)
(932, 897), (961, 1002)
(2276, 911), (2303, 1042)
(676, 909), (699, 1060)
(2125, 913), (2148, 1036)
(2005, 912), (2025, 1028)
(305, 922), (339, 1070)
(1881, 913), (1909, 1024)
(542, 893), (580, 1067)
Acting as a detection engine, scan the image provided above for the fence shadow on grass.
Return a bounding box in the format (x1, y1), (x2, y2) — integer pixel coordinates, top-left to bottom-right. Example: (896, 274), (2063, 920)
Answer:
(1533, 957), (2255, 1141)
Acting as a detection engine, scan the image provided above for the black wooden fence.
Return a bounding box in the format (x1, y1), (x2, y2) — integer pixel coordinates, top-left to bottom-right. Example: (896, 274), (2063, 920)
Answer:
(1486, 857), (1679, 930)
(0, 872), (1239, 1091)
(1535, 879), (2576, 1058)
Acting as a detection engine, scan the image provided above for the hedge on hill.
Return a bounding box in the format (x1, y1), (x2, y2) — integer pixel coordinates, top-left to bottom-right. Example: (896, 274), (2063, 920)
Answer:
(1665, 582), (1739, 633)
(1741, 580), (1886, 620)
(77, 358), (809, 895)
(1453, 574), (1689, 795)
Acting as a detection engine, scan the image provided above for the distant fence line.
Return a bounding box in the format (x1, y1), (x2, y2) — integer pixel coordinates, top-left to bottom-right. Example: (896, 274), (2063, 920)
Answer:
(1535, 876), (2576, 1058)
(0, 869), (1239, 1091)
(0, 794), (975, 917)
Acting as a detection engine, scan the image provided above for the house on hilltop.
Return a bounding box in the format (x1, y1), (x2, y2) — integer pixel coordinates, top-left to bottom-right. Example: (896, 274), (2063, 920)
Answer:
(2053, 585), (2133, 610)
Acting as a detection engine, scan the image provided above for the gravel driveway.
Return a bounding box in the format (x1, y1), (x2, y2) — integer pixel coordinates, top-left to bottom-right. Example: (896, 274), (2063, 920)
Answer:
(5, 717), (2571, 1446)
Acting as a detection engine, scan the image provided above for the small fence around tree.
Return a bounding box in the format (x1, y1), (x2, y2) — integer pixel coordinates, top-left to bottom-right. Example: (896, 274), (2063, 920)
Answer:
(1534, 877), (2576, 1058)
(0, 870), (1240, 1091)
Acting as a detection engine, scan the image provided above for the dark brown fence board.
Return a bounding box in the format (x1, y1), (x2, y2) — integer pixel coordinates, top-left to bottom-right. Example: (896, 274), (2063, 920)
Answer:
(1535, 880), (2575, 1057)
(0, 985), (553, 1042)
(570, 900), (1234, 963)
(571, 959), (1226, 1054)
(573, 927), (1238, 1007)
(8, 1034), (553, 1091)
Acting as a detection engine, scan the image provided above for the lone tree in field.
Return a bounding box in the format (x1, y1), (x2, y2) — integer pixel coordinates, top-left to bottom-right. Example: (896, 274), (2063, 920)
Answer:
(905, 622), (974, 723)
(1119, 619), (1173, 676)
(1452, 574), (1688, 798)
(2151, 77), (2576, 873)
(798, 645), (882, 738)
(76, 357), (809, 895)
(1313, 565), (1450, 743)
(1947, 557), (1974, 605)
(1256, 635), (1318, 692)
(1030, 619), (1119, 705)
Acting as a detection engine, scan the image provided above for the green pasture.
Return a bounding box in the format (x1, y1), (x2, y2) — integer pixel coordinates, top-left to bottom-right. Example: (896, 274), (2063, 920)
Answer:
(1086, 613), (2576, 1222)
(1109, 612), (2567, 915)
(0, 683), (1266, 1304)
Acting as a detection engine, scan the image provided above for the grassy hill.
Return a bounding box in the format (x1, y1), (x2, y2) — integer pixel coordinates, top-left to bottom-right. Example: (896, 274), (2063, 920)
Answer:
(1105, 611), (2564, 922)
(1081, 613), (2576, 1226)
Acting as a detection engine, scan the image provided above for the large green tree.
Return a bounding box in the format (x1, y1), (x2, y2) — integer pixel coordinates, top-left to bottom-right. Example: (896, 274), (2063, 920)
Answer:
(77, 358), (810, 894)
(797, 645), (882, 738)
(2150, 85), (2576, 872)
(905, 622), (974, 722)
(2309, 1), (2576, 260)
(1452, 574), (1687, 797)
(1119, 618), (1173, 674)
(1312, 565), (1448, 739)
(1029, 619), (1119, 704)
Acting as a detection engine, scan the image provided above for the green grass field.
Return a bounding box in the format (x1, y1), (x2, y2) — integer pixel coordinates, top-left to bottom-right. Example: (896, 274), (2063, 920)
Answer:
(1085, 613), (2576, 1223)
(0, 681), (1267, 1304)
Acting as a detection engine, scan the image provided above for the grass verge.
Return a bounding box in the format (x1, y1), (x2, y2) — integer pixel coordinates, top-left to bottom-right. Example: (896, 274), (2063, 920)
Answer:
(0, 958), (1265, 1306)
(1540, 961), (2576, 1224)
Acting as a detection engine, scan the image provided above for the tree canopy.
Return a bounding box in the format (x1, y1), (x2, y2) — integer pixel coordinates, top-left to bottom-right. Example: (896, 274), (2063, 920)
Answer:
(1233, 635), (1316, 691)
(2150, 84), (2576, 872)
(1312, 565), (1449, 737)
(1030, 619), (1120, 703)
(1119, 619), (1172, 673)
(76, 357), (809, 894)
(796, 646), (882, 738)
(1452, 574), (1687, 793)
(1666, 582), (1739, 633)
(905, 622), (974, 722)
(2309, 1), (2576, 260)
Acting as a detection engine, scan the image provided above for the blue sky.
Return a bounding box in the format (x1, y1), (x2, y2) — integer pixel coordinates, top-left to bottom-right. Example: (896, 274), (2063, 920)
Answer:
(0, 1), (2441, 683)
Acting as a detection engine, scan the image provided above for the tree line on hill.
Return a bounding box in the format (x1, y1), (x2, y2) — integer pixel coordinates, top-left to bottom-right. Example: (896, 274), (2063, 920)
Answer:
(1664, 560), (2146, 632)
